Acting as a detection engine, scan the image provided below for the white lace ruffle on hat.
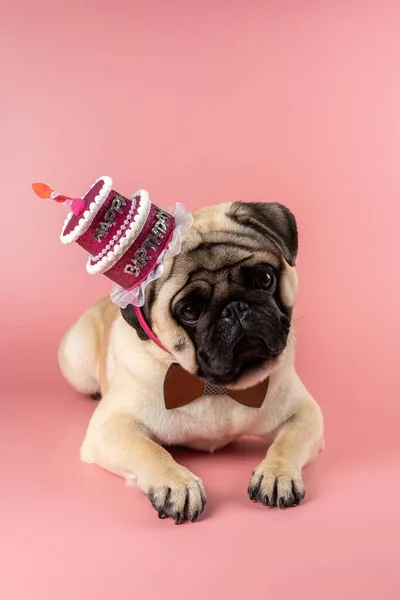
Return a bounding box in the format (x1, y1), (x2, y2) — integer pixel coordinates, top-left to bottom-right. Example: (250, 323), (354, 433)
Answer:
(110, 202), (193, 308)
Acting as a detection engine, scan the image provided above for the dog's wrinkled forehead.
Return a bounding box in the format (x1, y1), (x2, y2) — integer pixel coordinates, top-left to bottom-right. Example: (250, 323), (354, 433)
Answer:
(178, 200), (297, 269)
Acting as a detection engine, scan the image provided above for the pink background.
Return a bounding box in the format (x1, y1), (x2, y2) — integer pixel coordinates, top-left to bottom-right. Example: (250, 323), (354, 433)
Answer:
(1, 1), (400, 598)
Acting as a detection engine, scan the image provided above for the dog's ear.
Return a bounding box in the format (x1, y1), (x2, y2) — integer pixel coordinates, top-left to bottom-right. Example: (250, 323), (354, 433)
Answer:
(229, 202), (298, 266)
(120, 305), (149, 341)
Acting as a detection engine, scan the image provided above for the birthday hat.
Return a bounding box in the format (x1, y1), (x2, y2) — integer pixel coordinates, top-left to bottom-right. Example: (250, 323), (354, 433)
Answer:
(32, 176), (193, 307)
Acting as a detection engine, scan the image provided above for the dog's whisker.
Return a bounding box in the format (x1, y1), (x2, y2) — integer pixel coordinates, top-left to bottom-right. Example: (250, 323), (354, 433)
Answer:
(293, 313), (311, 323)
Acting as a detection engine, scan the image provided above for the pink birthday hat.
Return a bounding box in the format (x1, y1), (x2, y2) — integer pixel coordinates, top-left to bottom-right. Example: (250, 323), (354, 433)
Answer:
(32, 176), (193, 309)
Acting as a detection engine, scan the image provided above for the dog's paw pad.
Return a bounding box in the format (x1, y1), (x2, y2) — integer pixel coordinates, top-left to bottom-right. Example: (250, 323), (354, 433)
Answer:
(248, 462), (305, 509)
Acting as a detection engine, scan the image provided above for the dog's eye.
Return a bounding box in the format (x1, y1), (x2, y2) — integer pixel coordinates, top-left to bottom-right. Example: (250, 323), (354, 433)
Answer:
(255, 266), (275, 290)
(180, 304), (203, 323)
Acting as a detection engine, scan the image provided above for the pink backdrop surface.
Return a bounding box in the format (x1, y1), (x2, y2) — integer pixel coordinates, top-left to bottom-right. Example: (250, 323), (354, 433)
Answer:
(1, 1), (400, 599)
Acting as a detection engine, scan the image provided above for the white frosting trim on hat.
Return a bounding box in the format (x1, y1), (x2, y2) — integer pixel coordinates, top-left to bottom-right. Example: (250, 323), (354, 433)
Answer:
(60, 176), (112, 245)
(110, 202), (194, 307)
(85, 190), (151, 275)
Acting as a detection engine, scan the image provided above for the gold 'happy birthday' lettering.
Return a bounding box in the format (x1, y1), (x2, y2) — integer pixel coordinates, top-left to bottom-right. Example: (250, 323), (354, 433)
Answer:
(93, 195), (127, 242)
(124, 209), (171, 277)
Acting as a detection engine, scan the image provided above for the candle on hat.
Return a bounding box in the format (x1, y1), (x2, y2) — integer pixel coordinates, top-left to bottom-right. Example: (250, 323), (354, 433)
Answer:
(32, 182), (86, 214)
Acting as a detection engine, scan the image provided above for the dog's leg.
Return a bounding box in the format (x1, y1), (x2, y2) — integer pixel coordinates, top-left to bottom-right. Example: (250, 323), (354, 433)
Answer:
(248, 394), (324, 508)
(81, 408), (206, 524)
(58, 306), (102, 397)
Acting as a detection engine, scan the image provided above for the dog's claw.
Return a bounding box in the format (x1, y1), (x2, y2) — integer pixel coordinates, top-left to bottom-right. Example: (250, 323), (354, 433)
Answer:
(248, 464), (305, 509)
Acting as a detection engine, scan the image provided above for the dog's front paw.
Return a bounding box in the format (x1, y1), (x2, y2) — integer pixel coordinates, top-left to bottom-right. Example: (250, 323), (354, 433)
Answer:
(147, 466), (206, 524)
(248, 460), (305, 509)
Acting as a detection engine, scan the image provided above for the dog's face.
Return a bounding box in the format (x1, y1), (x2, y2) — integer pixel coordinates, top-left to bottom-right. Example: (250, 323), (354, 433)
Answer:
(122, 202), (299, 389)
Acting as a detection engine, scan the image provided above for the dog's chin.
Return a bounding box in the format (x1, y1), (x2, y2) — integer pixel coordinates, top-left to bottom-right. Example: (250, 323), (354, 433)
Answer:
(205, 351), (286, 391)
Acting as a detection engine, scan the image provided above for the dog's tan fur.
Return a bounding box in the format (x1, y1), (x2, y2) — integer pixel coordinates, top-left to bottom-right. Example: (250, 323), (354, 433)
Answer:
(59, 202), (324, 522)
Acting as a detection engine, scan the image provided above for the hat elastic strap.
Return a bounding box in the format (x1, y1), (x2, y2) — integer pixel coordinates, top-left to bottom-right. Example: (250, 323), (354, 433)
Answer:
(134, 306), (170, 354)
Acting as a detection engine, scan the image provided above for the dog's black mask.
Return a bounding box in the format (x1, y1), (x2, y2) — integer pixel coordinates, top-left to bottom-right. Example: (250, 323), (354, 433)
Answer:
(173, 266), (292, 384)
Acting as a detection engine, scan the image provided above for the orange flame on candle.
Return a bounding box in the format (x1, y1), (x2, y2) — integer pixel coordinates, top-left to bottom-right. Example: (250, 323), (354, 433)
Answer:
(32, 183), (69, 203)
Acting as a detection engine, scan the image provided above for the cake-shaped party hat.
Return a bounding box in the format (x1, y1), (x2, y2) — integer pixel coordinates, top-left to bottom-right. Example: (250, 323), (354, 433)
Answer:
(32, 177), (193, 308)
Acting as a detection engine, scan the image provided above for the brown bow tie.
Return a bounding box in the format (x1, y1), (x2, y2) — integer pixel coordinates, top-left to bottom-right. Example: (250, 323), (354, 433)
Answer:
(163, 363), (269, 410)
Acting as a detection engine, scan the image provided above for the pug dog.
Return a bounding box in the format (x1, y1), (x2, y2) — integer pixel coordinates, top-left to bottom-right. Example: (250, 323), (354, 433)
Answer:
(59, 201), (324, 524)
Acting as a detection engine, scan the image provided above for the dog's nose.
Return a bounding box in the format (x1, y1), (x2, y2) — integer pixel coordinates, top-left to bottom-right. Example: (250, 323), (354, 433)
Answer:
(221, 301), (249, 324)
